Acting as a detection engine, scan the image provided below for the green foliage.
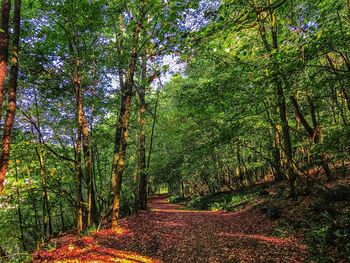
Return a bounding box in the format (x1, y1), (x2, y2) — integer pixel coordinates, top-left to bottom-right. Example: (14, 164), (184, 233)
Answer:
(275, 185), (350, 262)
(168, 195), (188, 204)
(82, 226), (98, 237)
(304, 210), (350, 262)
(187, 192), (256, 212)
(0, 0), (349, 260)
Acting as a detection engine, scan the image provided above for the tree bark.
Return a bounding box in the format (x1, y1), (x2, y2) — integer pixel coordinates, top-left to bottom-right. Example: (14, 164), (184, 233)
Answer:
(58, 181), (65, 231)
(276, 79), (296, 197)
(0, 0), (11, 121)
(14, 158), (26, 250)
(32, 92), (53, 239)
(72, 57), (97, 228)
(75, 125), (83, 233)
(147, 90), (160, 170)
(73, 60), (84, 232)
(268, 0), (297, 197)
(26, 164), (40, 245)
(138, 53), (147, 211)
(290, 95), (332, 179)
(35, 147), (53, 239)
(236, 143), (244, 186)
(0, 0), (21, 192)
(325, 54), (350, 112)
(255, 0), (296, 196)
(271, 126), (283, 180)
(111, 19), (142, 229)
(290, 95), (317, 139)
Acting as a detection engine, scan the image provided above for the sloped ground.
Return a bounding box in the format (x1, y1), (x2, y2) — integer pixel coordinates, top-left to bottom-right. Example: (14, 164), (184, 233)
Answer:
(33, 195), (307, 262)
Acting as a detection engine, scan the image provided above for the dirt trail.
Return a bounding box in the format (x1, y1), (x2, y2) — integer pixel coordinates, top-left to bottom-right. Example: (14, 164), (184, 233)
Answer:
(33, 195), (307, 262)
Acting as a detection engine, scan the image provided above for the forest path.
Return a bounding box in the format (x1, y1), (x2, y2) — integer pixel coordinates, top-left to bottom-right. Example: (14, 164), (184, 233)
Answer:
(33, 195), (307, 262)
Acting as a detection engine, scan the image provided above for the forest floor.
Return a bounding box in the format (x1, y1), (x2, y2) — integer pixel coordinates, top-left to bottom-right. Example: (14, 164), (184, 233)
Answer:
(33, 194), (308, 263)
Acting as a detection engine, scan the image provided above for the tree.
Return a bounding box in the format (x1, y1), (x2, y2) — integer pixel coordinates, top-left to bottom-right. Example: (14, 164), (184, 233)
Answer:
(111, 9), (144, 229)
(0, 0), (21, 193)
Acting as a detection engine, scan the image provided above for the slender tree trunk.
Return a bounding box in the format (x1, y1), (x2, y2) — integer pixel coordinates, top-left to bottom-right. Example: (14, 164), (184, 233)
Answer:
(147, 90), (160, 170)
(276, 79), (296, 196)
(267, 0), (297, 197)
(271, 126), (283, 180)
(290, 96), (317, 139)
(33, 92), (53, 239)
(14, 157), (26, 250)
(111, 94), (133, 229)
(0, 0), (11, 121)
(132, 167), (139, 215)
(117, 13), (125, 91)
(111, 20), (142, 229)
(93, 143), (104, 211)
(236, 143), (244, 186)
(84, 122), (95, 227)
(307, 96), (318, 129)
(326, 54), (350, 112)
(255, 0), (296, 196)
(58, 181), (65, 231)
(75, 126), (83, 233)
(35, 147), (53, 239)
(138, 54), (147, 210)
(181, 180), (185, 198)
(263, 99), (283, 180)
(341, 87), (350, 112)
(90, 93), (99, 224)
(73, 58), (96, 228)
(0, 0), (21, 192)
(73, 64), (84, 232)
(91, 140), (100, 220)
(290, 95), (332, 179)
(26, 164), (40, 244)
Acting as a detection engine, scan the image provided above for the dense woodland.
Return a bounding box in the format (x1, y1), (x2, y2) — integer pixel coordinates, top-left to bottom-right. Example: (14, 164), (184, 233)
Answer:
(0, 0), (349, 261)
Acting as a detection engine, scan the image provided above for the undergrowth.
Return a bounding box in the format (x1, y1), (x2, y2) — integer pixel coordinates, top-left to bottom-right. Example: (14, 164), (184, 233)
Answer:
(176, 180), (350, 262)
(183, 191), (257, 212)
(270, 184), (350, 262)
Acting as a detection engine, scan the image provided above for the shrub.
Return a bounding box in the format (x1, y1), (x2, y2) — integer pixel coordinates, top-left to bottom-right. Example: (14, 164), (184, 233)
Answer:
(186, 192), (255, 212)
(168, 195), (188, 204)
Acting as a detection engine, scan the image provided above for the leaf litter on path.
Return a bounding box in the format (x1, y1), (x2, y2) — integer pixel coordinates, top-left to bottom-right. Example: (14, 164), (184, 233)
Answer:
(33, 195), (307, 262)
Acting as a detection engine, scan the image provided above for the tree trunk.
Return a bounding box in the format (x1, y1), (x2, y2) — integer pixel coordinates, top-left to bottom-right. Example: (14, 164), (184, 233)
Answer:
(14, 158), (26, 250)
(290, 95), (332, 179)
(268, 0), (297, 197)
(58, 181), (65, 231)
(147, 90), (160, 170)
(73, 58), (96, 228)
(276, 79), (296, 197)
(290, 95), (317, 140)
(111, 19), (142, 229)
(26, 164), (40, 245)
(272, 126), (283, 180)
(307, 96), (318, 130)
(75, 126), (84, 233)
(341, 87), (350, 112)
(138, 54), (147, 211)
(326, 54), (350, 112)
(236, 143), (244, 186)
(255, 0), (296, 196)
(35, 147), (53, 239)
(0, 0), (11, 121)
(0, 0), (21, 192)
(33, 92), (53, 239)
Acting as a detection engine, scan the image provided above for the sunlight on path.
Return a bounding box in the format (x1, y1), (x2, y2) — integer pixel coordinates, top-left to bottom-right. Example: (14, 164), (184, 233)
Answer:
(33, 230), (161, 263)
